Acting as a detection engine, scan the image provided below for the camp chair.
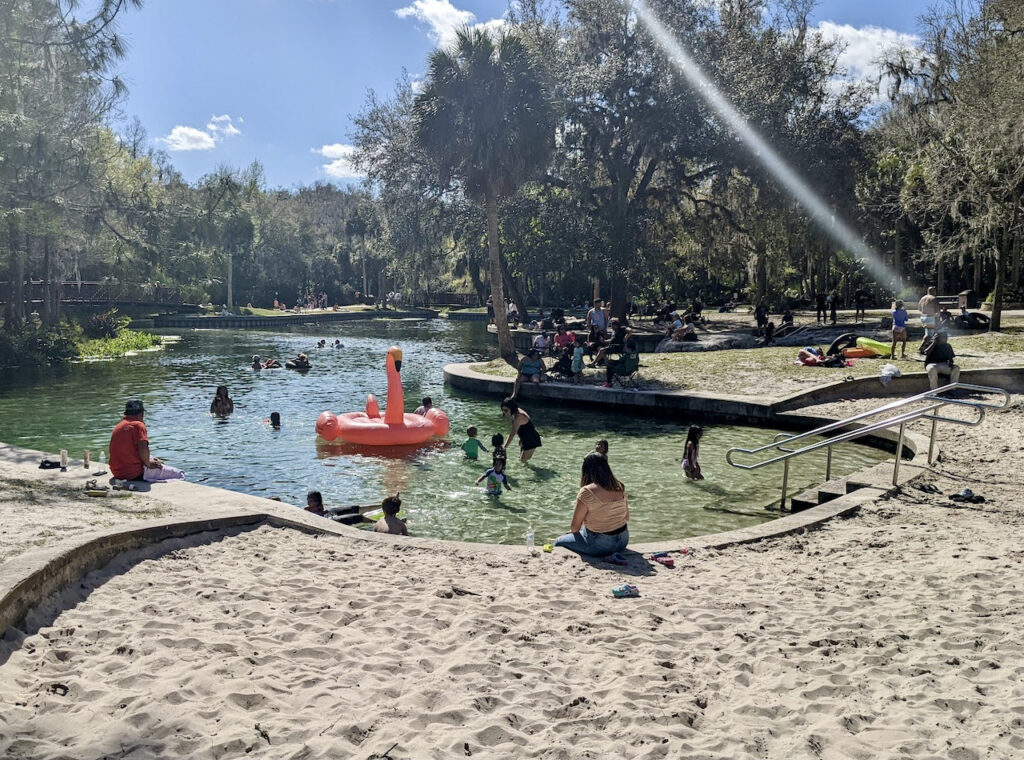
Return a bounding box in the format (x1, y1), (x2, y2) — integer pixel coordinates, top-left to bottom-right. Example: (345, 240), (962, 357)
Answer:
(608, 352), (641, 388)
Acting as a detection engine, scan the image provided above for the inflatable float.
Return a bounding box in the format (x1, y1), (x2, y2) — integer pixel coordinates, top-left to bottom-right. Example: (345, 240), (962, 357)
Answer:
(315, 346), (450, 446)
(855, 336), (892, 358)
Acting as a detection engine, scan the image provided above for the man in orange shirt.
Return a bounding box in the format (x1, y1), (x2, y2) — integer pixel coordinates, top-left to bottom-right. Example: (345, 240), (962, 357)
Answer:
(108, 400), (185, 483)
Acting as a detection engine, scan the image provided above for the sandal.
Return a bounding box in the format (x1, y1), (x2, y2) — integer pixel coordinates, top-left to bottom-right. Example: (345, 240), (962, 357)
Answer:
(612, 584), (640, 598)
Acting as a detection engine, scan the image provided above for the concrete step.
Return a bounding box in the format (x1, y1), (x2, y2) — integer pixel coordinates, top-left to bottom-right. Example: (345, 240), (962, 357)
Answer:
(789, 489), (820, 513)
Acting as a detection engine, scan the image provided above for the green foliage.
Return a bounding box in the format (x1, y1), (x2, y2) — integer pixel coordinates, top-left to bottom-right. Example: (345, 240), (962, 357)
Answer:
(78, 330), (161, 359)
(83, 308), (131, 340)
(0, 322), (81, 367)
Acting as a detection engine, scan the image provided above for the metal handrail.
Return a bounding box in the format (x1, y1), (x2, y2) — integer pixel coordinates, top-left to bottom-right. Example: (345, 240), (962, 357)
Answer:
(726, 383), (1011, 511)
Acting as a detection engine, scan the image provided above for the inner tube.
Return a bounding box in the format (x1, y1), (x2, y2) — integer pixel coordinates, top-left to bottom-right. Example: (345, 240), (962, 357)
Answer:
(856, 337), (892, 358)
(827, 333), (858, 356)
(285, 361), (311, 370)
(842, 347), (876, 359)
(967, 312), (990, 329)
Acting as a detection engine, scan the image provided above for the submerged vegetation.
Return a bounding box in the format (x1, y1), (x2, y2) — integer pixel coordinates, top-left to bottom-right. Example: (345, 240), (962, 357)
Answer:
(78, 329), (162, 360)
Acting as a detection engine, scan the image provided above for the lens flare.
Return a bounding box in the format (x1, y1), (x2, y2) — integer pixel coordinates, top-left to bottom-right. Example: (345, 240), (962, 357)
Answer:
(631, 0), (896, 286)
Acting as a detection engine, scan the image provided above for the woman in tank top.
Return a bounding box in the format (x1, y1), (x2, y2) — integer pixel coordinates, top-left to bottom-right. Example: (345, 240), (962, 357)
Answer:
(501, 397), (542, 463)
(554, 452), (629, 558)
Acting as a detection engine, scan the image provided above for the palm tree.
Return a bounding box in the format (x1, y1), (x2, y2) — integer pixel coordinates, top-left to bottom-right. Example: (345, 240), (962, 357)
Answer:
(414, 27), (555, 364)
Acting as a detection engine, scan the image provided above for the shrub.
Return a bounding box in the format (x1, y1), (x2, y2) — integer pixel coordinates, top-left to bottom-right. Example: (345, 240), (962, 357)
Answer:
(0, 322), (81, 367)
(83, 308), (130, 339)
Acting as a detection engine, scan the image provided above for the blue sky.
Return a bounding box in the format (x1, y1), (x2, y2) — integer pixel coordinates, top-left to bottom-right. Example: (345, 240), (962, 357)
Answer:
(114, 0), (933, 189)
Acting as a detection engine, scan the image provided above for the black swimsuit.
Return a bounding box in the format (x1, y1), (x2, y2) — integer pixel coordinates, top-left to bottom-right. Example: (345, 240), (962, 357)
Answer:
(516, 415), (542, 450)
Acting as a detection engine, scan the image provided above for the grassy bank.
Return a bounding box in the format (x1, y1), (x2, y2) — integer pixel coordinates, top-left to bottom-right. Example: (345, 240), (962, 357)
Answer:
(472, 331), (1024, 399)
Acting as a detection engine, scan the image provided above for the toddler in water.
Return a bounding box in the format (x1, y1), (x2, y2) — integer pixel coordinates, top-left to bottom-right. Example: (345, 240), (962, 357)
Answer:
(476, 457), (512, 495)
(374, 494), (408, 535)
(460, 426), (489, 460)
(682, 425), (704, 480)
(490, 433), (507, 469)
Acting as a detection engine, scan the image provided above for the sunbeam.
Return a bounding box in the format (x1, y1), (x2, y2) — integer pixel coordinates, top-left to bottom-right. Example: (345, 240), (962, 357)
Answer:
(631, 0), (898, 287)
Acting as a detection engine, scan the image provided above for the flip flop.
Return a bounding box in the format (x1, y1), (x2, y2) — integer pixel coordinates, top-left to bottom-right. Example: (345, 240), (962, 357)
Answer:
(654, 556), (675, 568)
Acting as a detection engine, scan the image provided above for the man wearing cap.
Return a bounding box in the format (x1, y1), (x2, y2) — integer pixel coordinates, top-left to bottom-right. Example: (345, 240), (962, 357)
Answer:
(108, 400), (185, 482)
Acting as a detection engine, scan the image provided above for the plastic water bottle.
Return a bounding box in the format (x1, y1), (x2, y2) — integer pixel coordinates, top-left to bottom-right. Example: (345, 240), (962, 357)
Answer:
(99, 450), (107, 471)
(525, 526), (535, 553)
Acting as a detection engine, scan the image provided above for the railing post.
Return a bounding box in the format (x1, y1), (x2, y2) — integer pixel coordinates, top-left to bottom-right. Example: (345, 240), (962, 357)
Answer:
(893, 422), (906, 486)
(928, 418), (938, 464)
(826, 444), (833, 481)
(780, 459), (790, 512)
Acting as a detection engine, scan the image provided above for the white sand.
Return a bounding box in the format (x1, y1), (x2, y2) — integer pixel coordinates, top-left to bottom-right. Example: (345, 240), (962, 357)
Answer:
(0, 399), (1021, 759)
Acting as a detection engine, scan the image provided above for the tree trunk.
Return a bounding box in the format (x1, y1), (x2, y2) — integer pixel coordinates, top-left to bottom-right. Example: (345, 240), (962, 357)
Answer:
(592, 276), (600, 306)
(753, 244), (767, 304)
(937, 257), (945, 295)
(226, 251), (234, 308)
(42, 237), (53, 328)
(499, 253), (529, 325)
(485, 187), (516, 365)
(467, 255), (486, 304)
(6, 217), (24, 326)
(361, 234), (368, 296)
(893, 222), (902, 291)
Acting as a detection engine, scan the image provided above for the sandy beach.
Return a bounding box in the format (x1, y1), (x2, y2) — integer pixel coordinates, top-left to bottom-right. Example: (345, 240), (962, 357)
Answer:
(0, 396), (1021, 759)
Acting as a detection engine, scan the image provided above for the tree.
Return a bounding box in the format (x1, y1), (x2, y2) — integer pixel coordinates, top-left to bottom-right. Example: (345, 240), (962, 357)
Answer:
(413, 27), (556, 364)
(883, 0), (1023, 330)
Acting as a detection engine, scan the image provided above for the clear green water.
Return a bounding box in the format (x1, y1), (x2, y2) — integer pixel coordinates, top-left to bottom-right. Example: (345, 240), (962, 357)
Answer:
(0, 320), (886, 544)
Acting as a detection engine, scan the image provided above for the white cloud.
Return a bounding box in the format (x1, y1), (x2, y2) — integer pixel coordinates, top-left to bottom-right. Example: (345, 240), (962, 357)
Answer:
(158, 126), (216, 151)
(815, 22), (920, 102)
(313, 143), (364, 180)
(157, 114), (243, 152)
(396, 0), (503, 48)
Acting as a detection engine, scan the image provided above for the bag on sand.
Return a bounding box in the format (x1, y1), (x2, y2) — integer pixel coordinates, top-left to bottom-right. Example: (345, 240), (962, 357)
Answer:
(879, 363), (902, 387)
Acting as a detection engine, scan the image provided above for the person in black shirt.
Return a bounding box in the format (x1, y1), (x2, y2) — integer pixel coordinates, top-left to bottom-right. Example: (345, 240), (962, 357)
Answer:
(924, 332), (960, 389)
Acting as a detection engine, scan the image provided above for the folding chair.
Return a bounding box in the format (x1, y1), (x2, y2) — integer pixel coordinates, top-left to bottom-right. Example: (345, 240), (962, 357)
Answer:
(608, 352), (641, 388)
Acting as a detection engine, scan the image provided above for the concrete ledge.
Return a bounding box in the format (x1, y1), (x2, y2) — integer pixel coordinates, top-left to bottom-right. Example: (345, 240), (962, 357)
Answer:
(774, 366), (1024, 411)
(0, 384), (934, 635)
(0, 514), (267, 634)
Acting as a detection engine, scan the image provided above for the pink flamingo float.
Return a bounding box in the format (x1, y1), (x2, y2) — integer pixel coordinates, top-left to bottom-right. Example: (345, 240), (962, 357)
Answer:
(315, 346), (450, 446)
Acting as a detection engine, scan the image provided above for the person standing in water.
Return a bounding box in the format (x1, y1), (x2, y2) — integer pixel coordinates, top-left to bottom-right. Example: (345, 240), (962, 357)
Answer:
(501, 397), (542, 463)
(682, 425), (704, 480)
(210, 385), (234, 416)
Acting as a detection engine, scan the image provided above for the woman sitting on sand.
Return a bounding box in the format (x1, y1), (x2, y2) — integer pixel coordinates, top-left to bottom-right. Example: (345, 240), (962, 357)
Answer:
(554, 452), (629, 558)
(210, 385), (234, 416)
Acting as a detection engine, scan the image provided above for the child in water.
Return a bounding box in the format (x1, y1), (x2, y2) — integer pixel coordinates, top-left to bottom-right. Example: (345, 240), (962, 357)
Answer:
(490, 433), (506, 469)
(460, 426), (489, 460)
(682, 425), (704, 480)
(476, 458), (512, 495)
(595, 439), (609, 456)
(305, 491), (327, 516)
(374, 494), (408, 535)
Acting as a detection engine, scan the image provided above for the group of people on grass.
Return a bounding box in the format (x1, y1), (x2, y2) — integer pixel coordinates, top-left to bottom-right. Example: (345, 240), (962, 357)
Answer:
(891, 287), (961, 388)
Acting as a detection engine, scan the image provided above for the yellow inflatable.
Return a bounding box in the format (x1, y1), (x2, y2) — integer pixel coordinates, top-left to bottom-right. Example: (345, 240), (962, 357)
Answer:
(855, 337), (892, 358)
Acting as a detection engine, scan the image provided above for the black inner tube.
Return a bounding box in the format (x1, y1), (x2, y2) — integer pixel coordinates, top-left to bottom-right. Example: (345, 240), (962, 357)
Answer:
(827, 333), (859, 356)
